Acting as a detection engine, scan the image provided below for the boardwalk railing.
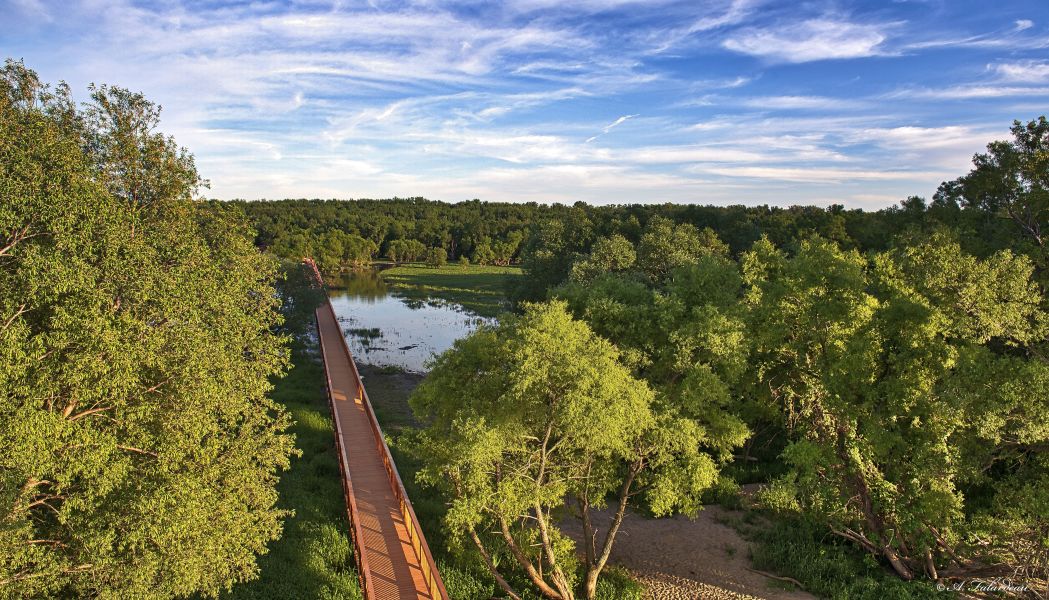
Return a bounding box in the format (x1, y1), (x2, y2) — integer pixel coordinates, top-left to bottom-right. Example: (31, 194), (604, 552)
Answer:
(305, 258), (450, 600)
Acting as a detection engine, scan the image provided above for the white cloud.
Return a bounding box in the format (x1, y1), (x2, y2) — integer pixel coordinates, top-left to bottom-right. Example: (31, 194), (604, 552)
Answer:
(723, 19), (889, 63)
(893, 85), (1049, 99)
(1015, 19), (1034, 32)
(991, 60), (1049, 83)
(603, 114), (638, 132)
(700, 165), (940, 183)
(739, 95), (865, 110)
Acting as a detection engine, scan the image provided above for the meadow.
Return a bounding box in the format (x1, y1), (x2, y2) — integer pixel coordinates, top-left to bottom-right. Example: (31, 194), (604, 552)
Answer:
(380, 263), (522, 318)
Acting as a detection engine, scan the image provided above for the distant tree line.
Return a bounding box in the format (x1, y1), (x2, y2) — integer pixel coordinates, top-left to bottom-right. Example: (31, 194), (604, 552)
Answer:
(237, 128), (1047, 281)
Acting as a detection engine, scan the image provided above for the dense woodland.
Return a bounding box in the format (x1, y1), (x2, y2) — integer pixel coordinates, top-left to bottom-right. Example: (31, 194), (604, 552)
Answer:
(3, 54), (1048, 600)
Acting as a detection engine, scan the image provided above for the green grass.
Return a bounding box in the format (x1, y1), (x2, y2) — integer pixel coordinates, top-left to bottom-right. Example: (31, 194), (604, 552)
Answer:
(727, 514), (952, 600)
(223, 345), (363, 600)
(380, 263), (522, 318)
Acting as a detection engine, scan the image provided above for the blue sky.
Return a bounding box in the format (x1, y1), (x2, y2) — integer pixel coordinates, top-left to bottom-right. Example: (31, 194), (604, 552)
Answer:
(3, 0), (1047, 208)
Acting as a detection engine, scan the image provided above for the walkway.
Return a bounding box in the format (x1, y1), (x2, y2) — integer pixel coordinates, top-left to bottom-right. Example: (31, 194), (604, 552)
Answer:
(311, 259), (448, 600)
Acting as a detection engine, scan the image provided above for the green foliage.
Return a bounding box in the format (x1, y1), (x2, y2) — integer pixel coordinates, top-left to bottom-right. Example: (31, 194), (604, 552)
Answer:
(411, 301), (727, 599)
(591, 566), (644, 600)
(936, 116), (1049, 270)
(0, 61), (293, 598)
(386, 238), (427, 263)
(436, 562), (496, 600)
(313, 229), (377, 273)
(568, 234), (636, 283)
(744, 233), (1049, 580)
(425, 246), (448, 268)
(636, 216), (729, 282)
(749, 517), (949, 600)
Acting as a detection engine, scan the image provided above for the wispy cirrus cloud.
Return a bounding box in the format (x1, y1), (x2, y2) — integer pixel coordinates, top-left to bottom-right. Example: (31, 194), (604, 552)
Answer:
(991, 60), (1049, 83)
(722, 18), (891, 63)
(890, 85), (1049, 100)
(4, 0), (1044, 207)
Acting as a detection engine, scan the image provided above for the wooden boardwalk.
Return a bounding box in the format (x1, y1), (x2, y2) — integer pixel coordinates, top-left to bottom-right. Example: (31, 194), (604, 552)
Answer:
(310, 260), (448, 600)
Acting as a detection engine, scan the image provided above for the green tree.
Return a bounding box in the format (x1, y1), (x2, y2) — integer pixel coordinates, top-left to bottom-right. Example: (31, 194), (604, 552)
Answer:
(745, 234), (1049, 581)
(411, 302), (727, 600)
(472, 238), (495, 265)
(386, 238), (403, 262)
(0, 61), (293, 599)
(636, 216), (729, 282)
(568, 234), (636, 284)
(425, 246), (447, 268)
(936, 116), (1049, 268)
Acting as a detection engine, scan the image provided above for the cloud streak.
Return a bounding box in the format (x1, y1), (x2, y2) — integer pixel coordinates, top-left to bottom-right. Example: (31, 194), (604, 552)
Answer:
(4, 0), (1045, 208)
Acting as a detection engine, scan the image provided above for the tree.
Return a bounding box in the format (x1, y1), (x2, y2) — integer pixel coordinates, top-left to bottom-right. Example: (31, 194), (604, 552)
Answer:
(411, 302), (727, 600)
(425, 246), (447, 268)
(472, 238), (495, 265)
(936, 116), (1049, 268)
(0, 61), (293, 599)
(386, 238), (404, 262)
(568, 234), (636, 283)
(636, 216), (729, 282)
(745, 234), (1049, 581)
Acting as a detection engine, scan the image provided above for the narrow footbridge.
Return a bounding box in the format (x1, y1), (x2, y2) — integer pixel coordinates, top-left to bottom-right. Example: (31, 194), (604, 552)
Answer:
(305, 259), (449, 600)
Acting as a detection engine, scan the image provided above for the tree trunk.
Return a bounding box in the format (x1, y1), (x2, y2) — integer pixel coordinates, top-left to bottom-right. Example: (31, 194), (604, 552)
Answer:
(534, 503), (574, 600)
(583, 463), (639, 599)
(498, 515), (563, 600)
(469, 528), (522, 600)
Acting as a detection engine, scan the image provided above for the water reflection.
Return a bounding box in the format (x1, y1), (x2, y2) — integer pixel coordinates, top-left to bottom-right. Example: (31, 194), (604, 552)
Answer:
(329, 269), (389, 301)
(328, 268), (494, 373)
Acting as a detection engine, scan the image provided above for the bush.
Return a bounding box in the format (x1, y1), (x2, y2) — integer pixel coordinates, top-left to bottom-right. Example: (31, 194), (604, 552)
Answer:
(703, 474), (744, 510)
(426, 247), (447, 268)
(592, 566), (644, 600)
(438, 563), (495, 600)
(755, 475), (801, 514)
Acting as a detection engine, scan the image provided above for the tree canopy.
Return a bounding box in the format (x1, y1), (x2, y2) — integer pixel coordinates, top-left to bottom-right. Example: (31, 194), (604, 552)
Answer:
(410, 301), (733, 599)
(0, 61), (293, 599)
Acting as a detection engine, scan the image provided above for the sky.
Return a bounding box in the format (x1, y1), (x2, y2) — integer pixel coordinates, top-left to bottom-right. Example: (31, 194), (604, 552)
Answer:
(2, 0), (1048, 208)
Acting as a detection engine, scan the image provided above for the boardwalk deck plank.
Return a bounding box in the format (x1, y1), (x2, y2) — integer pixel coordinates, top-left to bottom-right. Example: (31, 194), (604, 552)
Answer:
(316, 302), (433, 600)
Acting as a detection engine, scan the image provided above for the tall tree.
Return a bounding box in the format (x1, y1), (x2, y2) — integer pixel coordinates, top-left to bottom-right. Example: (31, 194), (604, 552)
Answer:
(0, 61), (293, 599)
(745, 234), (1049, 580)
(936, 116), (1049, 269)
(410, 302), (728, 599)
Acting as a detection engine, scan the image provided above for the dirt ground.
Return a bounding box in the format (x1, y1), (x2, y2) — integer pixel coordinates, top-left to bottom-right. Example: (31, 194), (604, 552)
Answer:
(561, 505), (817, 600)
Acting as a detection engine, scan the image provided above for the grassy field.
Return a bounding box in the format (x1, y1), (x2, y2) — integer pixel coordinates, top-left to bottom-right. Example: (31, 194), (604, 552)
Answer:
(380, 263), (522, 318)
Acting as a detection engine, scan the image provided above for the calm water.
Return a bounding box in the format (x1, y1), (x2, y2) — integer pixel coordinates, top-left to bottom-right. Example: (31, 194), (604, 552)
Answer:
(327, 269), (493, 373)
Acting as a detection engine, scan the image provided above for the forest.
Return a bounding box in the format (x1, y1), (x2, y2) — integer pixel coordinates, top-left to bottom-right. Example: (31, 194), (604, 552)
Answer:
(2, 55), (1048, 600)
(235, 117), (1049, 599)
